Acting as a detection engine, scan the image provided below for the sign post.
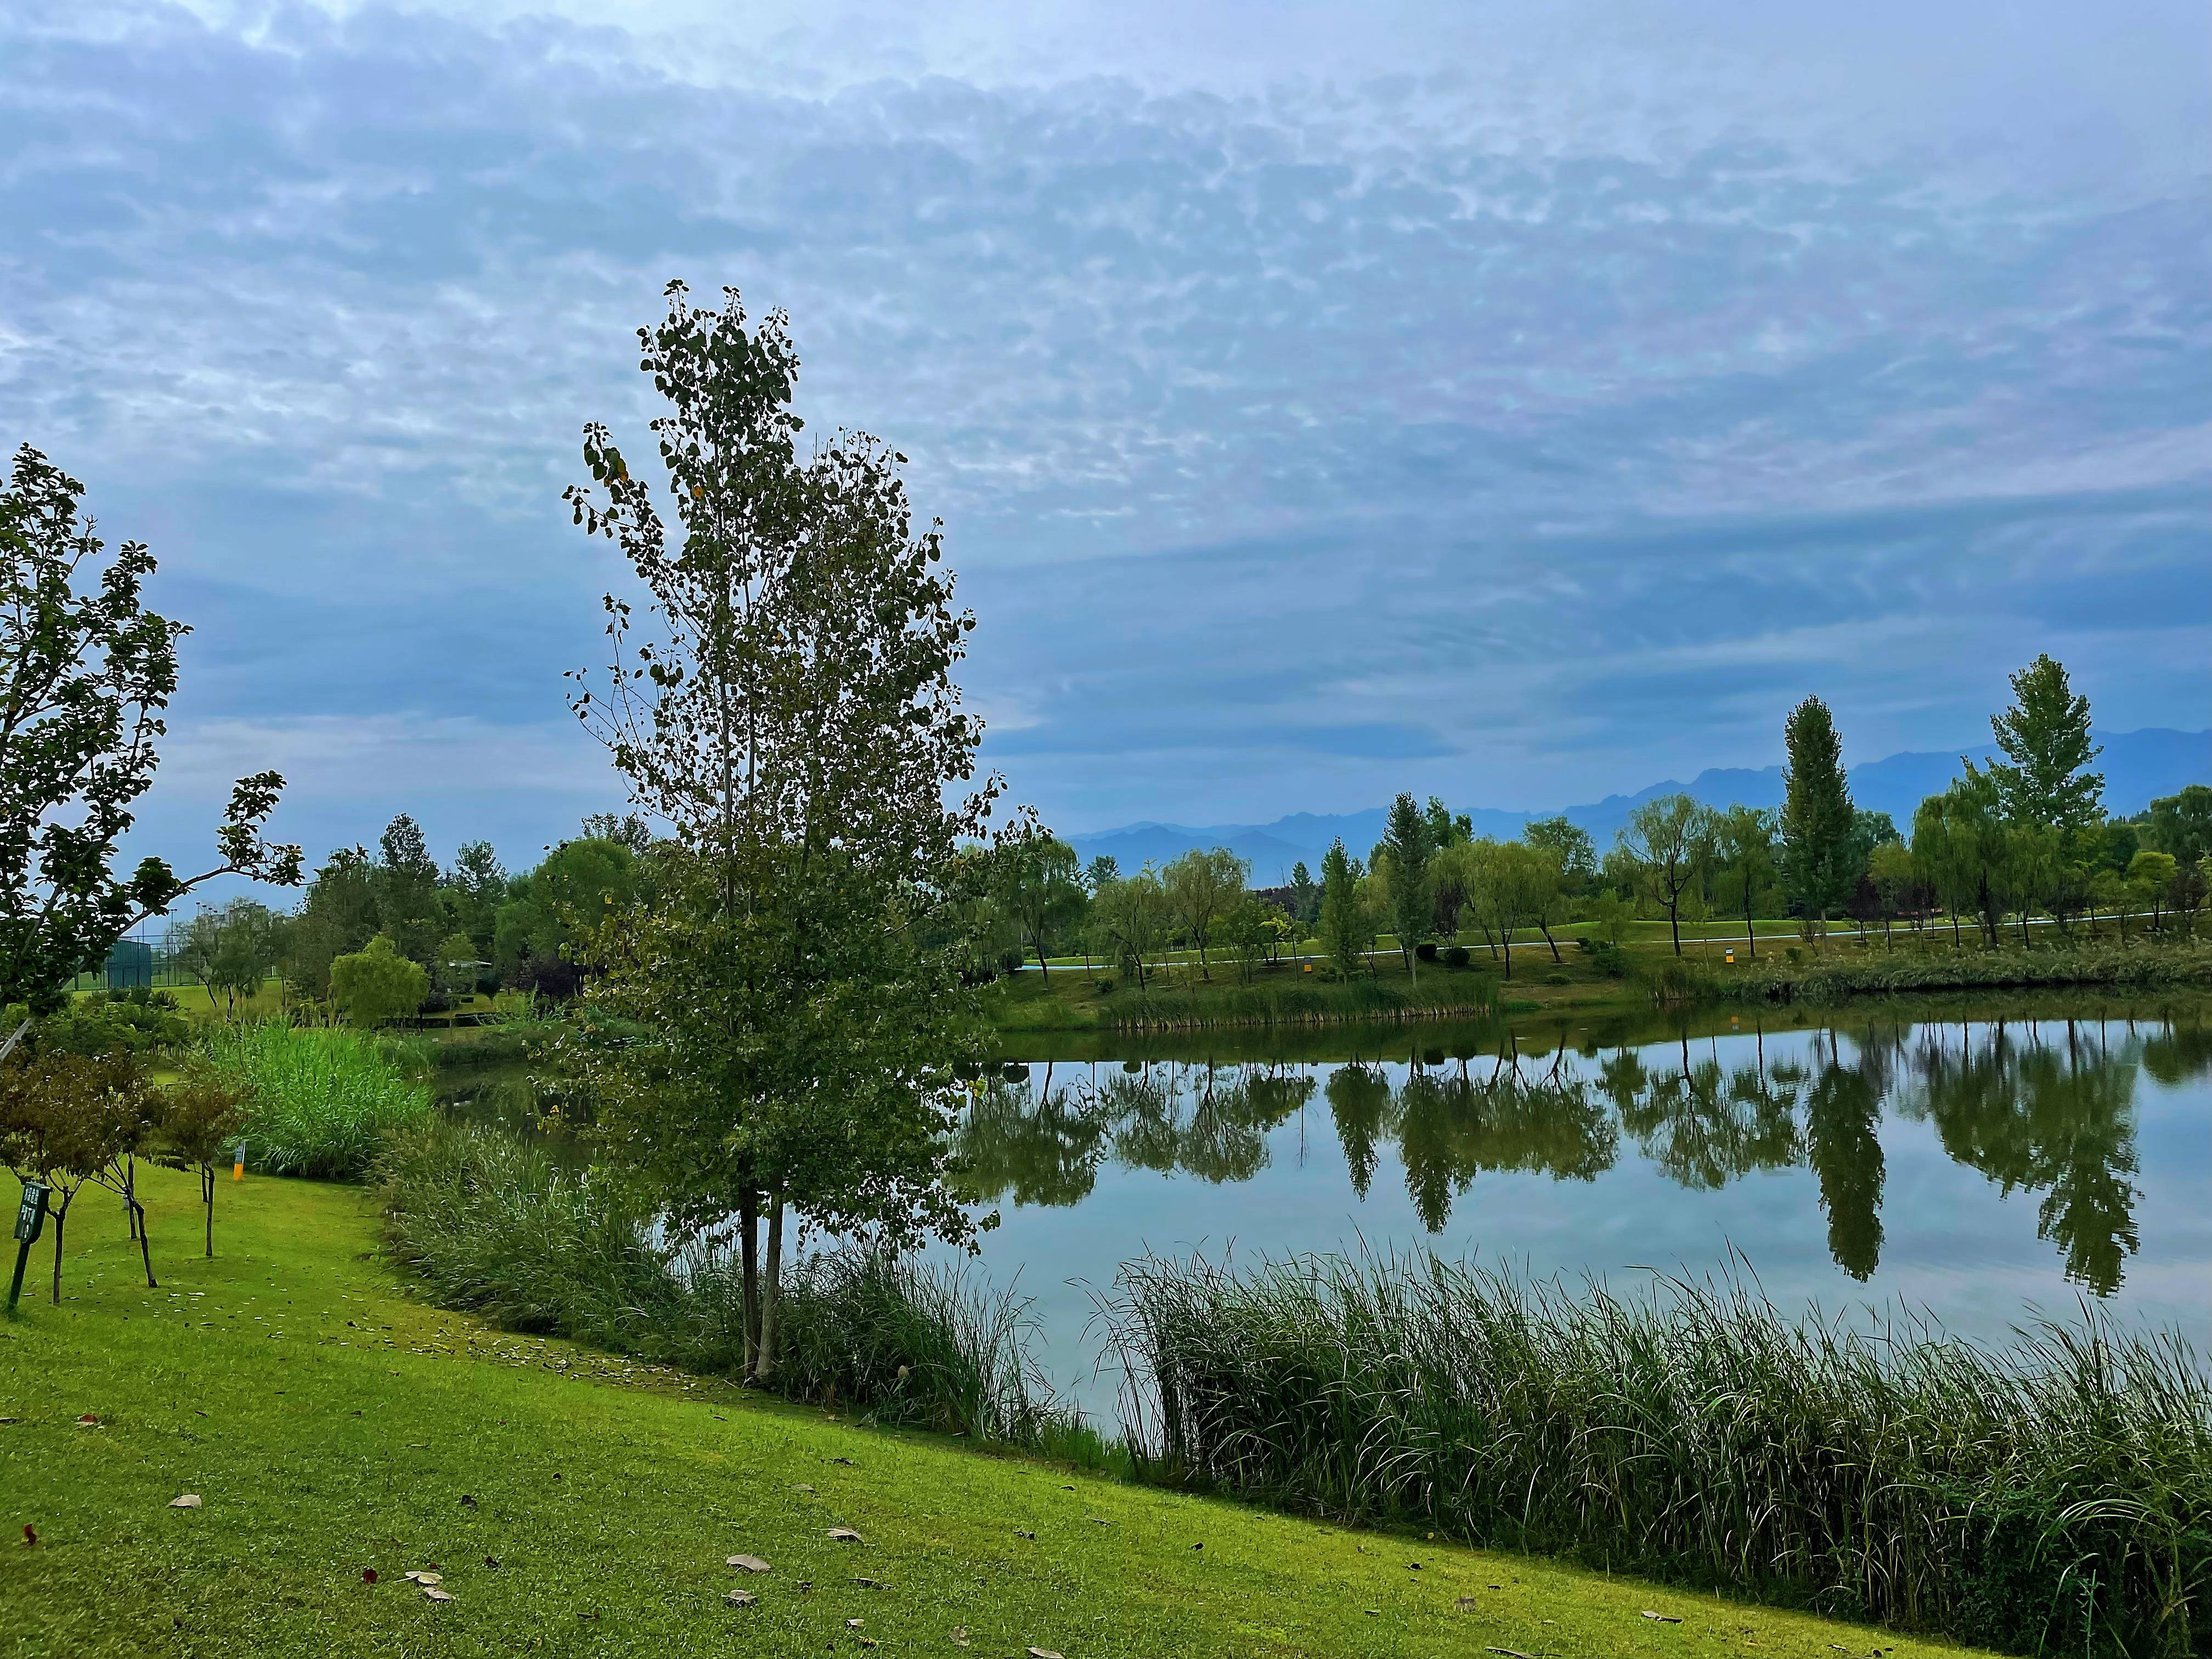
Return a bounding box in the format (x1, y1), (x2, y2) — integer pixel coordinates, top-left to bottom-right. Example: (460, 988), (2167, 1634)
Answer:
(9, 1180), (50, 1317)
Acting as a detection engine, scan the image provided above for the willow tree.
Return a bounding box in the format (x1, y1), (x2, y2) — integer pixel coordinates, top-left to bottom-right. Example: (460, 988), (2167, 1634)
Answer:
(562, 283), (1001, 1382)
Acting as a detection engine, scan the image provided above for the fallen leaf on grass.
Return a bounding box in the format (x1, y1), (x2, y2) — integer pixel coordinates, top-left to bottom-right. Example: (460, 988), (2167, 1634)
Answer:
(1026, 1650), (1064, 1658)
(829, 1457), (856, 1466)
(845, 1618), (865, 1629)
(459, 1494), (477, 1509)
(484, 1557), (500, 1569)
(21, 1526), (35, 1548)
(828, 1527), (864, 1543)
(727, 1554), (771, 1572)
(951, 1627), (969, 1647)
(421, 1587), (454, 1604)
(796, 1483), (816, 1493)
(1014, 1530), (1035, 1541)
(725, 1589), (757, 1608)
(854, 1576), (885, 1588)
(404, 1571), (443, 1586)
(1455, 1596), (1479, 1609)
(1642, 1610), (1683, 1623)
(169, 1494), (202, 1509)
(75, 1415), (100, 1429)
(1486, 1649), (1533, 1659)
(362, 1569), (378, 1584)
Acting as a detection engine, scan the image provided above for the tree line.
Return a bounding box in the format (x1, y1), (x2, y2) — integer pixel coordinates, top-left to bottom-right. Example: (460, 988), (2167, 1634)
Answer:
(982, 654), (2210, 984)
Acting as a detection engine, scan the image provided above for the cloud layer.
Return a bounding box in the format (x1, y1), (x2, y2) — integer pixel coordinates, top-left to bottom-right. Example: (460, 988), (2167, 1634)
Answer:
(2, 0), (2204, 871)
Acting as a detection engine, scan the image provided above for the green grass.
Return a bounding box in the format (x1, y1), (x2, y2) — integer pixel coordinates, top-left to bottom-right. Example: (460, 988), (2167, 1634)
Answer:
(0, 1165), (1994, 1659)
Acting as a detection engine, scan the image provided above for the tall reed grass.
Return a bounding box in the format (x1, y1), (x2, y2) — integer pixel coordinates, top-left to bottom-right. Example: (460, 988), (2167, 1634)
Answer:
(1104, 1250), (2210, 1657)
(201, 1021), (433, 1178)
(1726, 941), (2212, 1006)
(377, 1119), (1098, 1455)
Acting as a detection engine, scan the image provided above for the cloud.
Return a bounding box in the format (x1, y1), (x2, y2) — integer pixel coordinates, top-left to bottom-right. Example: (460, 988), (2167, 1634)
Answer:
(1, 0), (2204, 855)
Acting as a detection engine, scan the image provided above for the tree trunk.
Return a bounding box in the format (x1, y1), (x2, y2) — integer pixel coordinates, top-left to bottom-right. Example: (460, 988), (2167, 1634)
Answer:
(1745, 904), (1757, 961)
(203, 1164), (215, 1257)
(1667, 896), (1682, 957)
(1537, 919), (1561, 963)
(738, 1183), (761, 1376)
(1033, 935), (1049, 980)
(49, 1197), (67, 1305)
(1500, 932), (1513, 979)
(135, 1202), (156, 1288)
(753, 1194), (784, 1383)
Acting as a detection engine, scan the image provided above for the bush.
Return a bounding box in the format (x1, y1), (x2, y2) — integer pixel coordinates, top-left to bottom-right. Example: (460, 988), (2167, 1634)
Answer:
(1575, 938), (1627, 978)
(1414, 941), (1438, 963)
(1542, 971), (1569, 985)
(1107, 1251), (2211, 1658)
(200, 1021), (432, 1178)
(1443, 945), (1470, 969)
(1728, 941), (2212, 1008)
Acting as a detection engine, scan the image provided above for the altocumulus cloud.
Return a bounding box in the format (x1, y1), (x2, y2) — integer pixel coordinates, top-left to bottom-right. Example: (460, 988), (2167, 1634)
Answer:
(0, 0), (2204, 868)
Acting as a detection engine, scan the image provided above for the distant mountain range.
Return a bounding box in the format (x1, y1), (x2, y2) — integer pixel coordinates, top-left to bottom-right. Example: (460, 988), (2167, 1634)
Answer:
(1067, 727), (2210, 886)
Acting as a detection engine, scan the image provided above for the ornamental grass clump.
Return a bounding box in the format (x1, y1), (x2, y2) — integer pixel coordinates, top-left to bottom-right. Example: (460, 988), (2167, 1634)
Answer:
(201, 1020), (432, 1178)
(1105, 1250), (2211, 1658)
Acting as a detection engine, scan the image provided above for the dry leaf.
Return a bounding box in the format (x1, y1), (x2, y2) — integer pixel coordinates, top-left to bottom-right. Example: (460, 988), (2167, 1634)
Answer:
(828, 1527), (863, 1543)
(169, 1494), (202, 1509)
(75, 1415), (100, 1429)
(422, 1586), (455, 1604)
(1455, 1596), (1480, 1609)
(1486, 1649), (1533, 1659)
(830, 1457), (856, 1466)
(1642, 1611), (1684, 1623)
(1014, 1530), (1036, 1540)
(19, 1525), (33, 1548)
(846, 1618), (865, 1629)
(727, 1554), (771, 1573)
(854, 1576), (885, 1588)
(797, 1483), (817, 1493)
(405, 1571), (443, 1585)
(725, 1589), (757, 1608)
(362, 1568), (378, 1584)
(1026, 1650), (1064, 1659)
(951, 1628), (969, 1647)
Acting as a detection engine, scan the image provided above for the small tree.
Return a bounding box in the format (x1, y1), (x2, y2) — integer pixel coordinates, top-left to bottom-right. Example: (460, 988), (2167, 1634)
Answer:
(2128, 850), (2176, 934)
(1523, 815), (1597, 894)
(330, 933), (428, 1030)
(1092, 868), (1170, 990)
(1161, 847), (1245, 982)
(1618, 793), (1715, 957)
(0, 445), (300, 1017)
(0, 1048), (150, 1301)
(1220, 896), (1275, 983)
(151, 1058), (254, 1256)
(1779, 696), (1857, 944)
(1713, 805), (1777, 959)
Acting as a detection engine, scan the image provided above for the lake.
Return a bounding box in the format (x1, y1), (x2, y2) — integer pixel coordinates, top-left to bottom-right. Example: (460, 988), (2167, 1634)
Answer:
(952, 1003), (2212, 1414)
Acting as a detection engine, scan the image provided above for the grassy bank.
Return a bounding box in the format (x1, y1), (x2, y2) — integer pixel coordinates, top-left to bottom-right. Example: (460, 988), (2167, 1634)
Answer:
(0, 1164), (1988, 1659)
(1717, 940), (2212, 1007)
(1108, 1251), (2210, 1659)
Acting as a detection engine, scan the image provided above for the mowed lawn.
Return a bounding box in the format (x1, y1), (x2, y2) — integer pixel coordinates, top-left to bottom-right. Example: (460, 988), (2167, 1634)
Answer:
(0, 1167), (1985, 1658)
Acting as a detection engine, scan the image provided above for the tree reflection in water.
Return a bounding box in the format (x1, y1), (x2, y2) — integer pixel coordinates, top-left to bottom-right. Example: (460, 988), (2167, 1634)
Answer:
(952, 1015), (2207, 1294)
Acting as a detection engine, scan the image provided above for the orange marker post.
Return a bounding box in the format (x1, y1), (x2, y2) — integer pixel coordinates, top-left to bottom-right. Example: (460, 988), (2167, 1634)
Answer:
(232, 1146), (246, 1182)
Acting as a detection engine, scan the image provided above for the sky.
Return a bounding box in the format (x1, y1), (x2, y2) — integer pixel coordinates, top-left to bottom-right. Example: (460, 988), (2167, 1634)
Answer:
(3, 0), (2207, 882)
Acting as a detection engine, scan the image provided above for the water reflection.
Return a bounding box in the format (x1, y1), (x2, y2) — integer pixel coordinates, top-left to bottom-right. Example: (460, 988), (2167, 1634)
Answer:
(954, 1016), (2210, 1296)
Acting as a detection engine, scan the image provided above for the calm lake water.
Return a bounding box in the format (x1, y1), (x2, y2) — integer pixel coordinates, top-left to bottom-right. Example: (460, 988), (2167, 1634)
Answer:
(952, 1006), (2212, 1412)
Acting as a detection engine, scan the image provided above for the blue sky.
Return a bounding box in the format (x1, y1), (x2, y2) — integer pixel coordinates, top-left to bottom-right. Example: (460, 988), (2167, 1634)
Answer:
(3, 0), (2205, 878)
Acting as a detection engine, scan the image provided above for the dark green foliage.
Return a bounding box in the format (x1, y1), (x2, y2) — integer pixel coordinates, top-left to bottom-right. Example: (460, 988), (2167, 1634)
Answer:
(1442, 944), (1471, 969)
(1780, 696), (1858, 925)
(1106, 1251), (2211, 1658)
(2148, 784), (2212, 866)
(1988, 654), (2104, 834)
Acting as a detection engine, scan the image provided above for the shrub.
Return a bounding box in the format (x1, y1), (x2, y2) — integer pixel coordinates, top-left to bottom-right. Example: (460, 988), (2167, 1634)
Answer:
(1106, 1251), (2211, 1658)
(1542, 971), (1569, 985)
(200, 1021), (432, 1178)
(1726, 941), (2212, 1008)
(1575, 938), (1627, 978)
(1414, 941), (1438, 963)
(1443, 945), (1470, 969)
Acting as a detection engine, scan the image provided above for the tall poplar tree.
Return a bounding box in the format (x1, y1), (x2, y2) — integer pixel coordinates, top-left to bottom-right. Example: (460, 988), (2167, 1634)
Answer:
(1317, 838), (1368, 978)
(1779, 696), (1857, 939)
(1382, 792), (1433, 975)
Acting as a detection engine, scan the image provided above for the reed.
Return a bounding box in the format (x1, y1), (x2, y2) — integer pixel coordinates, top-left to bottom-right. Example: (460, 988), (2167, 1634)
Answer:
(201, 1020), (434, 1178)
(1103, 1250), (2211, 1658)
(376, 1119), (1091, 1452)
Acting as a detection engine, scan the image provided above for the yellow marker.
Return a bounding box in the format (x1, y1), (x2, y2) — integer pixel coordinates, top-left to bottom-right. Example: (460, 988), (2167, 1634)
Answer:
(232, 1148), (245, 1182)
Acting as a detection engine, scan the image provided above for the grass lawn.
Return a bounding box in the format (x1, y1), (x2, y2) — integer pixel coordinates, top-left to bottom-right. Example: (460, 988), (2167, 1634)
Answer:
(0, 1166), (1987, 1659)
